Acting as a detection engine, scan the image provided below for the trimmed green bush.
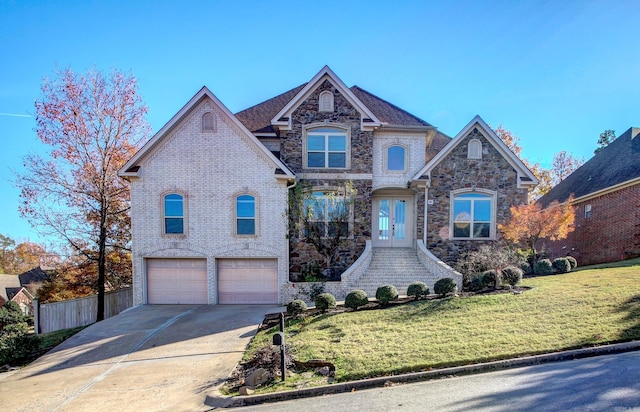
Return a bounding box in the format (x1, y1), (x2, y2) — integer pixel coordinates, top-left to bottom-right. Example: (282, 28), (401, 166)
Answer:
(375, 285), (399, 305)
(467, 275), (486, 292)
(434, 278), (457, 297)
(534, 258), (554, 275)
(501, 266), (523, 286)
(345, 290), (369, 310)
(0, 322), (40, 365)
(0, 301), (27, 328)
(481, 269), (499, 289)
(407, 282), (429, 300)
(314, 293), (336, 312)
(566, 256), (578, 270)
(286, 299), (308, 316)
(553, 258), (571, 274)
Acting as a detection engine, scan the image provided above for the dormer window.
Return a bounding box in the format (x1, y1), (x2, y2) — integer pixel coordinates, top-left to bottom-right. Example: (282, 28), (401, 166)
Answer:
(468, 139), (482, 159)
(319, 91), (334, 112)
(202, 112), (215, 132)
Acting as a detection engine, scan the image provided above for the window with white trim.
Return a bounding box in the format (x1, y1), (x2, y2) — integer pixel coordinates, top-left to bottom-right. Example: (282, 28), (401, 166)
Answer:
(468, 139), (482, 159)
(319, 91), (334, 112)
(452, 191), (495, 239)
(236, 194), (256, 235)
(164, 194), (184, 234)
(305, 127), (348, 169)
(584, 204), (592, 218)
(303, 191), (349, 237)
(387, 145), (406, 171)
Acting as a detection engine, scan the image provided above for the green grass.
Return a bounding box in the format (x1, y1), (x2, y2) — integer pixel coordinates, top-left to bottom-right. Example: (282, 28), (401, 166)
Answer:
(37, 326), (87, 353)
(245, 262), (640, 392)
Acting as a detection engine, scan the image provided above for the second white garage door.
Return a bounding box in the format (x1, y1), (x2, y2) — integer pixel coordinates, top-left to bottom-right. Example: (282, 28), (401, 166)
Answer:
(217, 259), (278, 304)
(146, 258), (208, 304)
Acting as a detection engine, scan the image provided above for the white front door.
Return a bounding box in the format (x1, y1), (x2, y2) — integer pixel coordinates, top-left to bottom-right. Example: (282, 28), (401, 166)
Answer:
(373, 196), (413, 247)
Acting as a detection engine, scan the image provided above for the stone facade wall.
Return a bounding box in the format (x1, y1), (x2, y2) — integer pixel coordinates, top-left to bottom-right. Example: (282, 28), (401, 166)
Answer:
(546, 184), (640, 265)
(281, 79), (373, 279)
(426, 127), (529, 264)
(129, 97), (290, 305)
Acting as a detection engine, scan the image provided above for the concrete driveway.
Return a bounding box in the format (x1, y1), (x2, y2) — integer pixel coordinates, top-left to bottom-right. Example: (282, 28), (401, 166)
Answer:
(0, 304), (281, 412)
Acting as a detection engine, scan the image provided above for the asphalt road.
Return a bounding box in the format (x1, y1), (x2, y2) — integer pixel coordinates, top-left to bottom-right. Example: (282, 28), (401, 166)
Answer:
(233, 350), (640, 411)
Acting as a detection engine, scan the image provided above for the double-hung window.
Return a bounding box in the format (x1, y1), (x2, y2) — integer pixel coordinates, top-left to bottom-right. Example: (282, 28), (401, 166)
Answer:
(236, 195), (256, 235)
(306, 127), (347, 168)
(452, 192), (494, 239)
(164, 194), (184, 234)
(303, 191), (349, 237)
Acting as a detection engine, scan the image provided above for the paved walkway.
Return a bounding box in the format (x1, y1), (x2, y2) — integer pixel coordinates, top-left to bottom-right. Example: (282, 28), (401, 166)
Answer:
(0, 304), (281, 412)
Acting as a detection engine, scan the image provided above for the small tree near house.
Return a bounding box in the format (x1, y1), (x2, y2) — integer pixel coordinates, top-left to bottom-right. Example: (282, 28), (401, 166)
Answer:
(288, 181), (356, 281)
(498, 196), (575, 272)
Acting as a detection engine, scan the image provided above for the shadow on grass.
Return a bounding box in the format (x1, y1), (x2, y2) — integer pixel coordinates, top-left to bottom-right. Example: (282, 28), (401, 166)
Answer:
(615, 294), (640, 340)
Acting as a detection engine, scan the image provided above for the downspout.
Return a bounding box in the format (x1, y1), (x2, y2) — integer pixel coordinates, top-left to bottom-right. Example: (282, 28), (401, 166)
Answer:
(424, 185), (428, 245)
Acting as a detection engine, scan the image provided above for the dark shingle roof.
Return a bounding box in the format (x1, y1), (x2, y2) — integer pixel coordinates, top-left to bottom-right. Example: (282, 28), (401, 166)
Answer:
(234, 84), (433, 133)
(538, 127), (640, 207)
(19, 267), (49, 286)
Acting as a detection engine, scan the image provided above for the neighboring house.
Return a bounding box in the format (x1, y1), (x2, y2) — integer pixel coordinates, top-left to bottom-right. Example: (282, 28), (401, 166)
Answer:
(539, 127), (640, 265)
(0, 273), (37, 315)
(119, 66), (537, 305)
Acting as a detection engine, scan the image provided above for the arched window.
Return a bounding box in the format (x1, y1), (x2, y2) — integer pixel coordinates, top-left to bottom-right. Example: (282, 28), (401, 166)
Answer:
(467, 139), (482, 159)
(236, 195), (256, 235)
(305, 126), (348, 169)
(451, 191), (495, 239)
(164, 194), (184, 234)
(387, 145), (406, 171)
(202, 112), (215, 132)
(318, 91), (334, 112)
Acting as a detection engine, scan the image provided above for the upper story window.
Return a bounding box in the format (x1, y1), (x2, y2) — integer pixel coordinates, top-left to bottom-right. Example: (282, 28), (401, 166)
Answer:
(305, 127), (348, 169)
(236, 194), (256, 235)
(467, 139), (482, 159)
(584, 204), (592, 218)
(303, 191), (349, 238)
(319, 91), (334, 112)
(202, 112), (215, 132)
(387, 145), (406, 171)
(164, 194), (184, 234)
(451, 191), (495, 239)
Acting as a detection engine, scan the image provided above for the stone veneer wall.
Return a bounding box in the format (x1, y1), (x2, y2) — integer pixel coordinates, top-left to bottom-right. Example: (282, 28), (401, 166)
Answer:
(281, 79), (373, 279)
(426, 127), (529, 264)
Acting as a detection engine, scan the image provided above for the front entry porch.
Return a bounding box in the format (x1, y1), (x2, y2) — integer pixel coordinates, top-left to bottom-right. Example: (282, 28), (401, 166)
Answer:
(372, 190), (415, 248)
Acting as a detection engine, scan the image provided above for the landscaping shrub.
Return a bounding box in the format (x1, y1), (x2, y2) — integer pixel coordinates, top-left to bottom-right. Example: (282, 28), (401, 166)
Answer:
(0, 322), (41, 365)
(0, 301), (27, 328)
(407, 282), (429, 300)
(467, 275), (486, 292)
(534, 258), (554, 275)
(481, 270), (499, 289)
(565, 256), (578, 270)
(345, 290), (369, 310)
(456, 244), (527, 279)
(375, 285), (399, 305)
(520, 261), (532, 275)
(553, 258), (572, 274)
(501, 266), (523, 286)
(314, 293), (336, 312)
(434, 278), (457, 297)
(286, 300), (308, 316)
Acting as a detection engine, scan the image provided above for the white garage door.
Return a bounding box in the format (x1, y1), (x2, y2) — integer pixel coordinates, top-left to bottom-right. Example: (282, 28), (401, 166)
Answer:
(217, 259), (278, 304)
(146, 258), (208, 304)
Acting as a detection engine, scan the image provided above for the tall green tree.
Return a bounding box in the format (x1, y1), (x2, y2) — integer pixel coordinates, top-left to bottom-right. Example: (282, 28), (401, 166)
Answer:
(16, 68), (149, 321)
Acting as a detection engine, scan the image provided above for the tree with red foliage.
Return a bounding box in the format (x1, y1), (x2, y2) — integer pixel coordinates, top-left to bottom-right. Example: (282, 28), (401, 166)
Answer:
(17, 68), (149, 320)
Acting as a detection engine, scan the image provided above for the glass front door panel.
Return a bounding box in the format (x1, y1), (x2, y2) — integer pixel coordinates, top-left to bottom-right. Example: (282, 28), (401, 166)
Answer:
(394, 199), (406, 240)
(378, 199), (390, 240)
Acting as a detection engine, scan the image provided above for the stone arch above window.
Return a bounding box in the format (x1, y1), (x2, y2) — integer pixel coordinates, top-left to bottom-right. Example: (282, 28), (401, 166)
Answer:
(202, 112), (215, 132)
(467, 139), (482, 159)
(319, 91), (334, 112)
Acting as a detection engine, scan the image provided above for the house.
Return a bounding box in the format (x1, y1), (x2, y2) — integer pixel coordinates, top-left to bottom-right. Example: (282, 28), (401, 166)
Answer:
(538, 127), (640, 265)
(119, 66), (537, 305)
(0, 274), (35, 315)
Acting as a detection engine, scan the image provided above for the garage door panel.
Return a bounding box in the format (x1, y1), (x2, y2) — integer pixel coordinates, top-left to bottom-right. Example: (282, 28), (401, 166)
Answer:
(146, 258), (208, 304)
(217, 259), (278, 304)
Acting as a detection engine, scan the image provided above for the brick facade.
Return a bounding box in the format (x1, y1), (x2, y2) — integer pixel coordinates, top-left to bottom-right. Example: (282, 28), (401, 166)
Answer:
(546, 183), (640, 265)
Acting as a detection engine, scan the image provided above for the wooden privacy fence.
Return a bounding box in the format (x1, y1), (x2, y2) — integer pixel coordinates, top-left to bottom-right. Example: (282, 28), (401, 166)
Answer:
(34, 288), (133, 334)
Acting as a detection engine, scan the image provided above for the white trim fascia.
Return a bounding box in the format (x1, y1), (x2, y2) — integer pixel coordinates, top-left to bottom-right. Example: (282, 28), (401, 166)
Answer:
(571, 177), (640, 204)
(118, 87), (294, 179)
(378, 124), (436, 133)
(412, 115), (538, 189)
(270, 65), (382, 131)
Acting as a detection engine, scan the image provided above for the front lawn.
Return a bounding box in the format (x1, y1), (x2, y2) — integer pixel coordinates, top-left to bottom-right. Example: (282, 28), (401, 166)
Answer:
(241, 261), (640, 392)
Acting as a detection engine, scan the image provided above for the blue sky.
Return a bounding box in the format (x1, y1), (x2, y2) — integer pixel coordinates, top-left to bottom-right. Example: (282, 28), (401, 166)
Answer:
(1, 0), (639, 243)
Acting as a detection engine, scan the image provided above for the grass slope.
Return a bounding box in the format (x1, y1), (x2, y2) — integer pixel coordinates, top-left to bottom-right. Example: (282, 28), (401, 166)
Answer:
(248, 262), (640, 390)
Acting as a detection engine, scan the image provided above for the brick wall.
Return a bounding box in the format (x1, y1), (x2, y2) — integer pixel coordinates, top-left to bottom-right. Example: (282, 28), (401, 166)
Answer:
(129, 97), (290, 305)
(546, 183), (640, 265)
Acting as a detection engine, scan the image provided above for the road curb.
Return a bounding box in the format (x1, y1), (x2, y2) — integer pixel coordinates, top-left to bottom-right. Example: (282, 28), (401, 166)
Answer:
(214, 340), (640, 408)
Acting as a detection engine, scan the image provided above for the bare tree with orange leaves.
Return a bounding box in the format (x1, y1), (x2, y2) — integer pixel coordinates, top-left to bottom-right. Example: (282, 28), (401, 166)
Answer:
(498, 196), (575, 269)
(16, 68), (149, 320)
